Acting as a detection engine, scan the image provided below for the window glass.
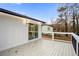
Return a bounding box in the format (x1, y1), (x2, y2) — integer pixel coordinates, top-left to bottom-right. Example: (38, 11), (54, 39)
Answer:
(28, 23), (38, 40)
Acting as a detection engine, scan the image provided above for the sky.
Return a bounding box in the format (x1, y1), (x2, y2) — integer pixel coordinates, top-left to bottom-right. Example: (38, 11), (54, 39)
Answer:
(0, 3), (59, 23)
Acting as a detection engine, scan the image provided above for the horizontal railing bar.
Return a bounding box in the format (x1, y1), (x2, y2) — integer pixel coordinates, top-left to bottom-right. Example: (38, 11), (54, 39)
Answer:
(53, 32), (72, 34)
(53, 32), (79, 42)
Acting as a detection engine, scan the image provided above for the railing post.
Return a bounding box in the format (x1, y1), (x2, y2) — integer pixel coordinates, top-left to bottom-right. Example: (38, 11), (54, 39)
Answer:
(76, 42), (78, 55)
(72, 36), (77, 53)
(78, 43), (79, 56)
(52, 32), (54, 40)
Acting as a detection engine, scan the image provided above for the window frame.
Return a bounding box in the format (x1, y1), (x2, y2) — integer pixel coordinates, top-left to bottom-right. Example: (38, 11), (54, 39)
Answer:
(28, 23), (38, 40)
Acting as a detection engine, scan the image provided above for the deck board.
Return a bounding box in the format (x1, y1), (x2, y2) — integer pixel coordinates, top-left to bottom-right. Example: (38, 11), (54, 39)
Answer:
(0, 39), (77, 56)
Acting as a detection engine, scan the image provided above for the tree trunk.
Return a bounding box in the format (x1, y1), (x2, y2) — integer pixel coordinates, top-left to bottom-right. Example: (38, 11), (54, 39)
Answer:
(73, 12), (76, 33)
(65, 12), (68, 36)
(76, 15), (79, 35)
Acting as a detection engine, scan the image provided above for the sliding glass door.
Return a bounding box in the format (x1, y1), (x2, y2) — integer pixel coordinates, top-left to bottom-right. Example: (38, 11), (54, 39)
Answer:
(28, 23), (38, 40)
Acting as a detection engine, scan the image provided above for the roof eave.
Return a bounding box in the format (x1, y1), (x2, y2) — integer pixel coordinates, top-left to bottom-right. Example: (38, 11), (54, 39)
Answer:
(0, 8), (45, 23)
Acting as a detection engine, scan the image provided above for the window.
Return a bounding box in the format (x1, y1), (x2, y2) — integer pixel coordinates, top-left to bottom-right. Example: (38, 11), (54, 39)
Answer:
(28, 23), (38, 40)
(48, 27), (50, 30)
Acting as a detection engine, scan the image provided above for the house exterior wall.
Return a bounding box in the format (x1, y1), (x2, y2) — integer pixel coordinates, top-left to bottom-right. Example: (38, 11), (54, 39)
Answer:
(42, 25), (53, 33)
(0, 12), (42, 52)
(42, 25), (54, 39)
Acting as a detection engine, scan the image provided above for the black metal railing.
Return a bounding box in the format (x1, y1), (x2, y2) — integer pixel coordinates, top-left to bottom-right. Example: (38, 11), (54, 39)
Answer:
(72, 36), (77, 53)
(72, 33), (79, 56)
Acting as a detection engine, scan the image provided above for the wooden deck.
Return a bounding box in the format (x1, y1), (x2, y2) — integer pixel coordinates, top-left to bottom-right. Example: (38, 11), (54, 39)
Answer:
(0, 39), (76, 56)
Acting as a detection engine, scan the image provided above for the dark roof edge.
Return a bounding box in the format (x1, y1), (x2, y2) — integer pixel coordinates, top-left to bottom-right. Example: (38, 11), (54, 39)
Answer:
(0, 8), (45, 23)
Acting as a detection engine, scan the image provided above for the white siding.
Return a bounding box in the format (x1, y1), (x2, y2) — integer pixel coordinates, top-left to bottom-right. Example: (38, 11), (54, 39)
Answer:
(0, 12), (42, 52)
(42, 25), (54, 40)
(38, 24), (42, 38)
(42, 25), (53, 33)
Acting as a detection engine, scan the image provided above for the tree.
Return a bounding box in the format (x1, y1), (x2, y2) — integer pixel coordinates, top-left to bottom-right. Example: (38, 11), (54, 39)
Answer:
(57, 6), (68, 34)
(69, 3), (79, 35)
